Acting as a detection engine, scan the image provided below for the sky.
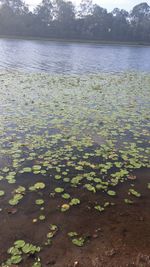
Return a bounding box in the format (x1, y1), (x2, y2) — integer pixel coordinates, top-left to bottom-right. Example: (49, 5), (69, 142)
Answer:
(25, 0), (150, 12)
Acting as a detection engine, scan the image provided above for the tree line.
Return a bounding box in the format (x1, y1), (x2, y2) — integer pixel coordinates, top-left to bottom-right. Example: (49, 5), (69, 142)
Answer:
(0, 0), (150, 42)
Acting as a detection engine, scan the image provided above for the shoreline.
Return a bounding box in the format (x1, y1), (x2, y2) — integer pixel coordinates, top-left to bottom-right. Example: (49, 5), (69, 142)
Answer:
(0, 34), (150, 47)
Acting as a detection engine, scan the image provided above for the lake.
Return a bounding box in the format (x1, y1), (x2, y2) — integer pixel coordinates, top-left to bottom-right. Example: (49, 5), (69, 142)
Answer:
(0, 38), (150, 73)
(0, 38), (150, 267)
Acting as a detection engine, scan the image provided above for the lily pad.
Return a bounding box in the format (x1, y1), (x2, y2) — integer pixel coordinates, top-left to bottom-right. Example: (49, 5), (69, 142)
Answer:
(55, 187), (64, 193)
(35, 199), (44, 205)
(107, 190), (116, 196)
(0, 190), (5, 197)
(128, 189), (141, 198)
(14, 240), (25, 248)
(69, 198), (80, 206)
(61, 193), (70, 199)
(61, 204), (70, 212)
(72, 237), (85, 247)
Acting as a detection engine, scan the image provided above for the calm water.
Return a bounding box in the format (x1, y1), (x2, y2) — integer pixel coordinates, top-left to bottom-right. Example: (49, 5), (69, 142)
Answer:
(0, 38), (150, 74)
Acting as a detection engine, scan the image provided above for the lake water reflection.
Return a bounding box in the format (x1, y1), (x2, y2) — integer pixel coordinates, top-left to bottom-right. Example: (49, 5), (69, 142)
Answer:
(0, 38), (150, 74)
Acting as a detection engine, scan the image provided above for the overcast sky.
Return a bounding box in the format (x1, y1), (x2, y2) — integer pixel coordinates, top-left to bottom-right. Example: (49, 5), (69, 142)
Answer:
(25, 0), (150, 12)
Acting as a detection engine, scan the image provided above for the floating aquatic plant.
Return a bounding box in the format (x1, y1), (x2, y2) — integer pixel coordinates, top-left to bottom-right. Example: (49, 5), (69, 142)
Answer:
(61, 204), (70, 212)
(0, 72), (150, 265)
(35, 199), (44, 205)
(107, 190), (116, 196)
(61, 193), (70, 199)
(55, 187), (64, 193)
(128, 189), (141, 198)
(69, 198), (80, 206)
(94, 205), (104, 212)
(0, 190), (5, 196)
(72, 237), (85, 247)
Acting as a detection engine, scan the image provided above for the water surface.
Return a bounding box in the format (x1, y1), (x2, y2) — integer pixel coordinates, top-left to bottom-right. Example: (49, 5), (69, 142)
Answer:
(0, 38), (150, 73)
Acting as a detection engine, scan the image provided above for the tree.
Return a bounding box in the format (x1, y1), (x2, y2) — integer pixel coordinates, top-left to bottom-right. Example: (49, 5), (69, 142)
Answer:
(0, 0), (150, 42)
(34, 0), (53, 25)
(0, 0), (28, 14)
(54, 0), (75, 22)
(131, 2), (150, 20)
(78, 0), (93, 18)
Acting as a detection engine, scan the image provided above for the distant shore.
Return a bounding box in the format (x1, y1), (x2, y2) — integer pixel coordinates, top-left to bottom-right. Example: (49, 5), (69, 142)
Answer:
(0, 34), (150, 46)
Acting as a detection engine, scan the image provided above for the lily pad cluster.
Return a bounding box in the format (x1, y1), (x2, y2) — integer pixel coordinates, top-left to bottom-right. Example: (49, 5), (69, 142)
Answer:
(68, 232), (86, 247)
(2, 240), (40, 266)
(45, 224), (58, 246)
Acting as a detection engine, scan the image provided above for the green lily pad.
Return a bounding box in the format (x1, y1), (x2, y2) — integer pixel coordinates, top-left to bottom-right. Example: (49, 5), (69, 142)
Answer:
(94, 205), (104, 212)
(39, 215), (45, 220)
(55, 187), (64, 193)
(49, 224), (58, 231)
(107, 190), (116, 196)
(68, 232), (78, 237)
(69, 198), (80, 206)
(10, 255), (22, 264)
(61, 193), (70, 199)
(14, 240), (26, 248)
(124, 199), (134, 204)
(72, 237), (85, 247)
(32, 165), (42, 171)
(61, 204), (70, 212)
(34, 182), (45, 190)
(35, 199), (44, 205)
(22, 167), (32, 173)
(128, 189), (141, 198)
(32, 262), (42, 267)
(0, 190), (5, 197)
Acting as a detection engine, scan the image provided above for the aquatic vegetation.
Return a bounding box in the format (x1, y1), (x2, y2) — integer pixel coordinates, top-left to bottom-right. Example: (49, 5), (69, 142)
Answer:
(55, 187), (64, 193)
(107, 190), (116, 196)
(68, 231), (86, 247)
(61, 193), (70, 199)
(45, 224), (58, 245)
(69, 198), (80, 206)
(22, 167), (32, 172)
(61, 203), (70, 212)
(0, 190), (5, 196)
(68, 232), (78, 237)
(3, 240), (40, 266)
(128, 189), (141, 198)
(72, 237), (85, 247)
(15, 186), (25, 194)
(30, 182), (45, 191)
(9, 194), (24, 206)
(32, 262), (42, 267)
(124, 198), (134, 204)
(35, 199), (44, 205)
(94, 205), (105, 212)
(84, 184), (96, 193)
(0, 71), (150, 265)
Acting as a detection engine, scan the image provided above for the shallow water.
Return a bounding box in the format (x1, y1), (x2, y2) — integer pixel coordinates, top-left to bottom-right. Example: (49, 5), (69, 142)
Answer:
(0, 71), (150, 266)
(0, 38), (150, 73)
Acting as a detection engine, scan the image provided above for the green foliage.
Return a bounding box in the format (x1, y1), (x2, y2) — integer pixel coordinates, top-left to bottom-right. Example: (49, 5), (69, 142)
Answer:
(69, 198), (80, 206)
(55, 187), (64, 193)
(35, 199), (44, 205)
(128, 189), (141, 197)
(94, 205), (104, 212)
(107, 190), (116, 196)
(72, 237), (85, 247)
(0, 0), (149, 42)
